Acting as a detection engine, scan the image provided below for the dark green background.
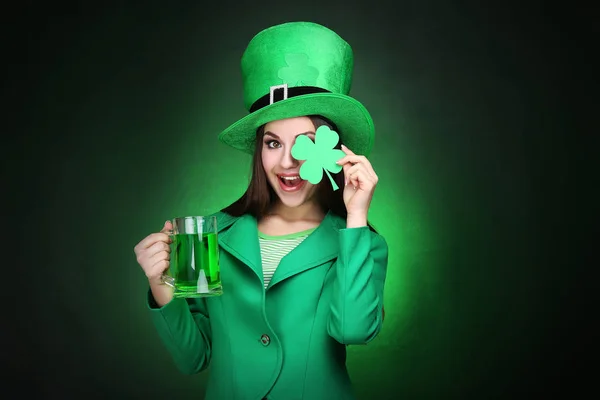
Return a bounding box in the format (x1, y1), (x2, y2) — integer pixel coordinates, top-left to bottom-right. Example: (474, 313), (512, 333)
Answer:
(7, 0), (588, 398)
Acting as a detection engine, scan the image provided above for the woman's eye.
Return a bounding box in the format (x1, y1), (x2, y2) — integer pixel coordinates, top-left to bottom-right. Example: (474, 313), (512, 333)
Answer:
(265, 140), (281, 149)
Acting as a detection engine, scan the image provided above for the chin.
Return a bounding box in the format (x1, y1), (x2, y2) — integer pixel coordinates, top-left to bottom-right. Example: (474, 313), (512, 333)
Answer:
(278, 196), (310, 209)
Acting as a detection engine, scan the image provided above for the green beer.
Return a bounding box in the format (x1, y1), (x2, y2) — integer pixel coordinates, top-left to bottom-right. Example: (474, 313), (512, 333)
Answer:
(163, 216), (222, 298)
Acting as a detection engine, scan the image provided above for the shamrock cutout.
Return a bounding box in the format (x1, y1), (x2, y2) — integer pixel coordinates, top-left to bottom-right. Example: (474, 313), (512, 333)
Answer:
(291, 125), (345, 191)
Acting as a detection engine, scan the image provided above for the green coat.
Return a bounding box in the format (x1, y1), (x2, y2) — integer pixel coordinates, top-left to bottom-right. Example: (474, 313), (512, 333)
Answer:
(147, 210), (388, 400)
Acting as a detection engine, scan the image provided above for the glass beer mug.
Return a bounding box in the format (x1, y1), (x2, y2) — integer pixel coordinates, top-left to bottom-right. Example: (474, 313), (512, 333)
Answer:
(162, 216), (223, 298)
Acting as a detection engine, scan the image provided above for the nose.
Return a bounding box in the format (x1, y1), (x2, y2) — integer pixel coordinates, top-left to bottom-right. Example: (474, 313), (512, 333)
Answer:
(280, 146), (299, 169)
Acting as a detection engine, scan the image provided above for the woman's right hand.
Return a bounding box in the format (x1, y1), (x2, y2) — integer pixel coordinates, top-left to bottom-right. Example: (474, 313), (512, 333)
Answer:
(134, 220), (174, 307)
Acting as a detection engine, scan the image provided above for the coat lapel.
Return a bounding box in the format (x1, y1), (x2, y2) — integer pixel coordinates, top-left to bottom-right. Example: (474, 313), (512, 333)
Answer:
(217, 213), (264, 285)
(267, 211), (344, 290)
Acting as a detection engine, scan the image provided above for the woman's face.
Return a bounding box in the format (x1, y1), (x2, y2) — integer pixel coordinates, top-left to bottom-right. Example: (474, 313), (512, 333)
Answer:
(261, 116), (320, 209)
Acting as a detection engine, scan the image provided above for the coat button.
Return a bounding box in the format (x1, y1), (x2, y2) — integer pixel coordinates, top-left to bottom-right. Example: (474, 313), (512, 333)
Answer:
(260, 334), (270, 346)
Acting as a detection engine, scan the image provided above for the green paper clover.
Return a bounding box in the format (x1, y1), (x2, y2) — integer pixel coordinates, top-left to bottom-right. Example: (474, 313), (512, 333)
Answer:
(291, 125), (345, 191)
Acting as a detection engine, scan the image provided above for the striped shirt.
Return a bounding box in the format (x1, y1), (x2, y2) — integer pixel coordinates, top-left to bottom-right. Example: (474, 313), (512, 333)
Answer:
(258, 228), (316, 288)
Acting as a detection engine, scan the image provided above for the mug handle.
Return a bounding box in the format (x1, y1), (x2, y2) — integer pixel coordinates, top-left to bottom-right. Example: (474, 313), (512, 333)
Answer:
(161, 274), (175, 287)
(161, 228), (176, 288)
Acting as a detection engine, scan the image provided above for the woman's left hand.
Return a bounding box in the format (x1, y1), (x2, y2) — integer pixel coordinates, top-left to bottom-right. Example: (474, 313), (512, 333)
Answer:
(336, 144), (379, 222)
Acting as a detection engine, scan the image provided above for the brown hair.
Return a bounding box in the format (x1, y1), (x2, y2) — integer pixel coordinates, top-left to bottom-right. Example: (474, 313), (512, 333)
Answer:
(221, 115), (375, 231)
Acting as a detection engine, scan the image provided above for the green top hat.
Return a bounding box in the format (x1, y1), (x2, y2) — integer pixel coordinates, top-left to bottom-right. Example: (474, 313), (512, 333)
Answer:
(218, 21), (375, 157)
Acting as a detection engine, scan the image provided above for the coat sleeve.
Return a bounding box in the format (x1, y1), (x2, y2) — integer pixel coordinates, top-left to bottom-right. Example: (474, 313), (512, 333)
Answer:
(327, 226), (389, 345)
(146, 290), (212, 374)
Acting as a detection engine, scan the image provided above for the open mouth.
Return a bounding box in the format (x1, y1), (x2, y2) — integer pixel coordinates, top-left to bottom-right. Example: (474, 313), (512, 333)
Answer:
(278, 175), (305, 191)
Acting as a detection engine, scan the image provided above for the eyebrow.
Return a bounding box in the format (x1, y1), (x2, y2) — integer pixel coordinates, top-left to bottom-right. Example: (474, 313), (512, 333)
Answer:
(264, 131), (315, 139)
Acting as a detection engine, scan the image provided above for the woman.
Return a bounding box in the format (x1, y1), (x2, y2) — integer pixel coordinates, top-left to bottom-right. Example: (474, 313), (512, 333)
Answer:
(134, 22), (388, 400)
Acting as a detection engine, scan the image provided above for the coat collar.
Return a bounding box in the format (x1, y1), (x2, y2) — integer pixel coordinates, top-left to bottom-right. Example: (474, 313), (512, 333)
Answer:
(215, 210), (345, 289)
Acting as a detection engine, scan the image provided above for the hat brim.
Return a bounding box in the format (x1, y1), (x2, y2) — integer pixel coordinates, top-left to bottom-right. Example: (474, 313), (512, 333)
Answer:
(218, 93), (375, 157)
